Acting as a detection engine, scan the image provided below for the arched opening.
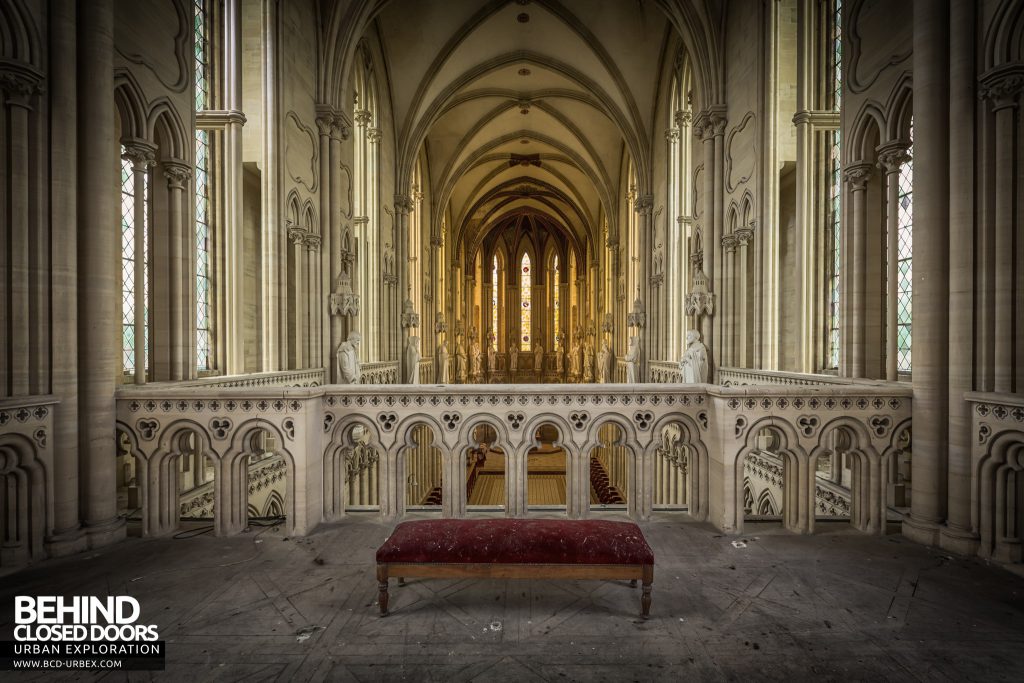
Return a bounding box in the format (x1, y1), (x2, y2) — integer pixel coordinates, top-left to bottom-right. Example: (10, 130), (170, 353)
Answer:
(812, 426), (854, 523)
(589, 423), (629, 512)
(335, 423), (380, 514)
(526, 423), (567, 510)
(241, 429), (288, 528)
(741, 426), (797, 530)
(653, 423), (689, 510)
(402, 424), (443, 511)
(174, 429), (216, 534)
(466, 423), (505, 511)
(115, 428), (143, 536)
(886, 425), (912, 510)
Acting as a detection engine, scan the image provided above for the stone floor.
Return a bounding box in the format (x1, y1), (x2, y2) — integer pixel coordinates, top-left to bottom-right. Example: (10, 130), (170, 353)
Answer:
(3, 514), (1024, 682)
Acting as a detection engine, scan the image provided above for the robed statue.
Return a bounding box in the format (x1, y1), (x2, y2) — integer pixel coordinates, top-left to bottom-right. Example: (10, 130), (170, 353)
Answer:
(336, 331), (362, 384)
(679, 329), (710, 383)
(624, 335), (640, 384)
(436, 340), (450, 383)
(404, 336), (421, 384)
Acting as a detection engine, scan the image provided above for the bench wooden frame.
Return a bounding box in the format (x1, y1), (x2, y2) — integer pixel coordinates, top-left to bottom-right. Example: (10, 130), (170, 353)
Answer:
(376, 562), (653, 617)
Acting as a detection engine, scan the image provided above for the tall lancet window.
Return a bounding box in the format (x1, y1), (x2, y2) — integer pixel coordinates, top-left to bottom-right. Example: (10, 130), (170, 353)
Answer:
(194, 0), (212, 370)
(520, 253), (532, 351)
(120, 148), (150, 374)
(826, 0), (843, 368)
(552, 255), (560, 350)
(896, 121), (913, 373)
(491, 255), (499, 348)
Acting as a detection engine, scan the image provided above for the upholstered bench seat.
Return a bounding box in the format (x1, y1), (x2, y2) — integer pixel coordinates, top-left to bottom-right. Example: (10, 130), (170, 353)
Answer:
(375, 519), (655, 617)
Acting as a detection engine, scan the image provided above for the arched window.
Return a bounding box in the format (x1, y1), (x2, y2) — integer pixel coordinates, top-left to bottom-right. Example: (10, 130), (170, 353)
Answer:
(194, 0), (212, 370)
(520, 253), (532, 351)
(666, 52), (692, 358)
(896, 121), (913, 373)
(491, 255), (499, 348)
(353, 47), (380, 360)
(120, 147), (150, 375)
(552, 254), (560, 350)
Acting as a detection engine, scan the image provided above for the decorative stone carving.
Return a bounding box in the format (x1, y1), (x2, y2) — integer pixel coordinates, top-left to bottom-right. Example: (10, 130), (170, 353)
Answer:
(436, 340), (450, 384)
(678, 329), (709, 384)
(844, 163), (873, 191)
(404, 336), (420, 384)
(624, 336), (640, 384)
(162, 160), (193, 189)
(877, 143), (912, 173)
(336, 332), (362, 384)
(685, 268), (715, 317)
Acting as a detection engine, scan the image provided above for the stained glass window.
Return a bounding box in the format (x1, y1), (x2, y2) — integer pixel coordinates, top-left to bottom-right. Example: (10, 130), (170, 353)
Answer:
(552, 255), (560, 350)
(520, 253), (532, 351)
(826, 0), (842, 369)
(194, 0), (212, 370)
(832, 0), (842, 111)
(896, 121), (913, 373)
(491, 255), (498, 349)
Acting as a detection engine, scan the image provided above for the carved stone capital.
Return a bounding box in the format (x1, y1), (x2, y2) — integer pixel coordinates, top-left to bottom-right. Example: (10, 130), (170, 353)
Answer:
(844, 162), (873, 191)
(979, 65), (1024, 110)
(162, 160), (192, 189)
(709, 107), (728, 136)
(734, 227), (754, 246)
(354, 109), (372, 126)
(315, 113), (334, 137)
(876, 142), (912, 173)
(288, 225), (307, 245)
(721, 234), (738, 253)
(304, 234), (322, 250)
(664, 127), (680, 143)
(393, 194), (413, 214)
(0, 65), (44, 109)
(633, 194), (654, 214)
(121, 138), (158, 170)
(674, 109), (692, 128)
(365, 127), (381, 143)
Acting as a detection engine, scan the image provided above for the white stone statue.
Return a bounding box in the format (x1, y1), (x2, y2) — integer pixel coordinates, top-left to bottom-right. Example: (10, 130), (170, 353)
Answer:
(336, 331), (362, 384)
(436, 340), (450, 384)
(583, 341), (596, 383)
(508, 341), (518, 372)
(624, 335), (640, 384)
(555, 343), (564, 373)
(455, 338), (467, 383)
(405, 336), (421, 384)
(570, 339), (581, 377)
(679, 328), (710, 383)
(470, 337), (483, 377)
(533, 342), (544, 375)
(602, 340), (615, 384)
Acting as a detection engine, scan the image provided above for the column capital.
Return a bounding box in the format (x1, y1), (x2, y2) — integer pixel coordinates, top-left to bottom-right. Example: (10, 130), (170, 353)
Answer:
(979, 64), (1024, 110)
(162, 159), (192, 189)
(844, 162), (873, 190)
(287, 224), (307, 245)
(721, 234), (738, 253)
(393, 194), (414, 214)
(633, 194), (654, 214)
(0, 63), (44, 109)
(304, 233), (322, 250)
(366, 126), (382, 143)
(734, 227), (754, 246)
(876, 141), (912, 173)
(315, 111), (334, 137)
(674, 109), (692, 128)
(664, 127), (680, 143)
(353, 109), (372, 126)
(120, 138), (157, 170)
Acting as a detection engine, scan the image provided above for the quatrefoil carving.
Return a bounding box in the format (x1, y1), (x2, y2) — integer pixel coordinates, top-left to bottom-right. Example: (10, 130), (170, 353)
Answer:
(734, 416), (748, 438)
(697, 411), (709, 430)
(506, 412), (526, 430)
(282, 418), (296, 440)
(209, 417), (233, 440)
(323, 413), (335, 433)
(633, 411), (654, 431)
(442, 412), (462, 430)
(569, 411), (590, 430)
(797, 415), (820, 438)
(378, 412), (398, 432)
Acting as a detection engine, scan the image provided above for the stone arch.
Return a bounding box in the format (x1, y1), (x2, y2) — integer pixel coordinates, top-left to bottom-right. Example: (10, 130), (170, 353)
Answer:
(732, 416), (807, 534)
(113, 73), (149, 142)
(145, 420), (216, 537)
(222, 419), (297, 537)
(884, 72), (914, 142)
(847, 100), (885, 163)
(649, 413), (709, 520)
(0, 0), (41, 66)
(809, 417), (883, 534)
(518, 414), (575, 514)
(326, 415), (385, 518)
(975, 430), (1024, 562)
(984, 0), (1024, 69)
(394, 418), (446, 515)
(0, 432), (49, 568)
(149, 101), (188, 161)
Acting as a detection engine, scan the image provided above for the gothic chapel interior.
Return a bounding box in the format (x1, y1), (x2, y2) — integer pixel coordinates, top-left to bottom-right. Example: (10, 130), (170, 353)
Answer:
(1, 0), (1024, 677)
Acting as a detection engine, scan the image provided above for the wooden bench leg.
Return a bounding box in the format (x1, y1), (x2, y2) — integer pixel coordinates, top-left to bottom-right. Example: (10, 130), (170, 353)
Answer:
(398, 577), (406, 586)
(640, 565), (653, 618)
(630, 579), (637, 587)
(376, 566), (390, 616)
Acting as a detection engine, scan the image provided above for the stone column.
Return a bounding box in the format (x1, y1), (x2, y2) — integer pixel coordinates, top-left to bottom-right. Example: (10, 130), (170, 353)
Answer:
(306, 234), (321, 367)
(877, 144), (911, 381)
(843, 163), (872, 378)
(316, 111), (333, 369)
(77, 0), (123, 545)
(45, 0), (84, 554)
(711, 109), (727, 370)
(394, 193), (412, 371)
(163, 161), (192, 381)
(288, 225), (306, 368)
(261, 0), (280, 371)
(328, 116), (347, 381)
(222, 0), (245, 375)
(121, 141), (156, 384)
(634, 194), (653, 378)
(904, 0), (950, 546)
(941, 0), (979, 554)
(979, 69), (1023, 392)
(735, 227), (753, 366)
(2, 68), (43, 395)
(696, 115), (715, 368)
(721, 234), (737, 367)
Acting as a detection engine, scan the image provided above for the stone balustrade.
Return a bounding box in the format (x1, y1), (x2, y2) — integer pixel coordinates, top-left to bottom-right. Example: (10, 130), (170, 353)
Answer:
(142, 368), (326, 389)
(649, 360), (683, 383)
(111, 381), (913, 541)
(965, 391), (1024, 563)
(0, 394), (58, 569)
(360, 360), (399, 384)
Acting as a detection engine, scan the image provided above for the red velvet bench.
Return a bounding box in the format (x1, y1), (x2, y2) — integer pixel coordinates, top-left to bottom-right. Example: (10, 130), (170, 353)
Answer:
(375, 519), (655, 617)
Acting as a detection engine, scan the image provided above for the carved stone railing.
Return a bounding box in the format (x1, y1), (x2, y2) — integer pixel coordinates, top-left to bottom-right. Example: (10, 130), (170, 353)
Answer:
(418, 357), (433, 384)
(0, 394), (58, 570)
(148, 368), (326, 389)
(966, 391), (1024, 563)
(650, 360), (683, 383)
(360, 360), (399, 384)
(718, 367), (884, 387)
(178, 453), (287, 520)
(113, 382), (913, 542)
(814, 477), (852, 517)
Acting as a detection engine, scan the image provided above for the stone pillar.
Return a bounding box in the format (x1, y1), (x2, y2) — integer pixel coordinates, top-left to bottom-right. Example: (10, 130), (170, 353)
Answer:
(721, 234), (737, 367)
(306, 234), (321, 367)
(696, 115), (715, 371)
(45, 0), (85, 554)
(844, 163), (872, 378)
(394, 193), (412, 371)
(77, 0), (124, 545)
(316, 111), (333, 370)
(634, 194), (653, 379)
(941, 0), (979, 554)
(222, 0), (245, 375)
(711, 110), (727, 371)
(163, 161), (192, 381)
(288, 226), (306, 368)
(120, 141), (156, 384)
(735, 227), (753, 366)
(877, 144), (911, 381)
(261, 0), (280, 371)
(904, 0), (950, 546)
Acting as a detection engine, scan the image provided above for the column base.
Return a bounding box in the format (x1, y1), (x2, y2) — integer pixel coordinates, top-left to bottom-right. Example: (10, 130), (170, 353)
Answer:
(45, 526), (88, 558)
(939, 524), (980, 556)
(901, 513), (942, 546)
(84, 515), (126, 549)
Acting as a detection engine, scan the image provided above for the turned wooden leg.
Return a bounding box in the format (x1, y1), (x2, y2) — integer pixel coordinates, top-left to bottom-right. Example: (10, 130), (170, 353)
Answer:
(398, 577), (406, 586)
(640, 565), (653, 618)
(630, 579), (637, 587)
(376, 565), (389, 616)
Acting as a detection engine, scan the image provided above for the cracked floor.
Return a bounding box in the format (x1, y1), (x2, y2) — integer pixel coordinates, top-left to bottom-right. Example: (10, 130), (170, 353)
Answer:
(2, 514), (1023, 682)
